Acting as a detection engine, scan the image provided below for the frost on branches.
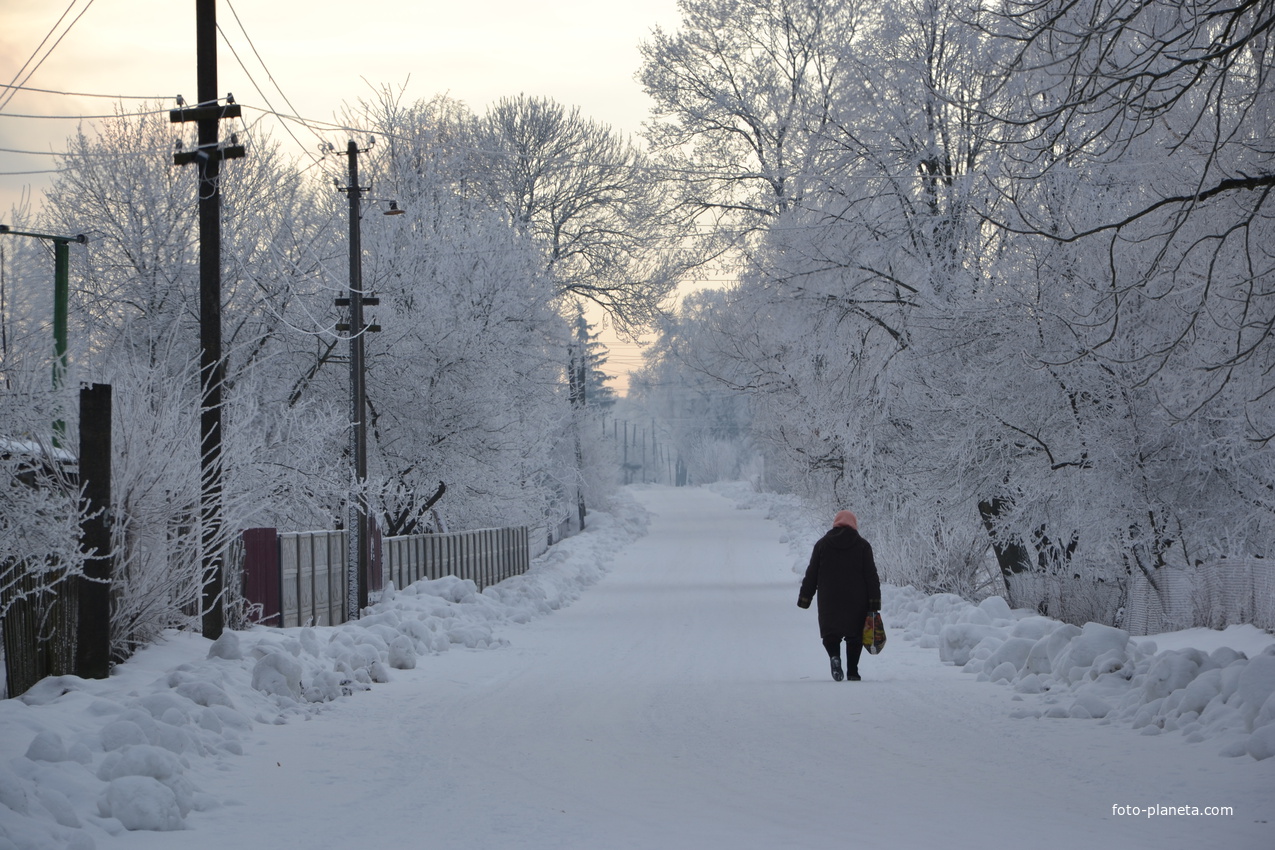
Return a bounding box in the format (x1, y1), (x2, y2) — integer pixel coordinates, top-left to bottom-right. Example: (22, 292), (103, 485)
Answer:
(633, 0), (1275, 630)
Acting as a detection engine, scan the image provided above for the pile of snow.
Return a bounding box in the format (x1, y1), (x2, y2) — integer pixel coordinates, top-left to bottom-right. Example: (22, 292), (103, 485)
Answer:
(710, 480), (1275, 762)
(5, 480), (1273, 849)
(0, 493), (649, 849)
(886, 585), (1275, 760)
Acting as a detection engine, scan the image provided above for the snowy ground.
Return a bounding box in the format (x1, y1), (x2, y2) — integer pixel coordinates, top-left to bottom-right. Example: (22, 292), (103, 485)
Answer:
(2, 484), (1273, 849)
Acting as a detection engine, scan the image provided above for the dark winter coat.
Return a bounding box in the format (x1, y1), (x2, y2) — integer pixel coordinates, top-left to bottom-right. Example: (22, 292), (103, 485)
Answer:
(798, 526), (881, 636)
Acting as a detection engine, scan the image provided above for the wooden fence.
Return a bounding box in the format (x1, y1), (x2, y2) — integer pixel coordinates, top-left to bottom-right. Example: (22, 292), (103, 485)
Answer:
(0, 566), (78, 698)
(241, 525), (531, 628)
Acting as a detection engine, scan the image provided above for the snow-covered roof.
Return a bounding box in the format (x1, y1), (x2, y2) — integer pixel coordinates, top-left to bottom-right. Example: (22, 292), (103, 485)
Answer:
(0, 436), (75, 464)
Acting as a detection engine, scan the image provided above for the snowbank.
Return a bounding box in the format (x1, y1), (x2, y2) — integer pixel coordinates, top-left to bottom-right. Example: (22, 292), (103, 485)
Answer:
(885, 585), (1275, 759)
(4, 481), (1273, 849)
(0, 494), (649, 849)
(710, 480), (1275, 761)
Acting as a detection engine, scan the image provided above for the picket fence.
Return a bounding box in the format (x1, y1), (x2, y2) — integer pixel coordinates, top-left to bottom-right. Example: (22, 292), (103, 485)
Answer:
(242, 525), (534, 628)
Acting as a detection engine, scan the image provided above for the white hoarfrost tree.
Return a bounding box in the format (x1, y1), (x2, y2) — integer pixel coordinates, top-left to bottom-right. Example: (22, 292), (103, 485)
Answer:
(627, 289), (757, 488)
(985, 0), (1275, 442)
(973, 0), (1275, 612)
(3, 82), (645, 665)
(479, 95), (683, 332)
(473, 95), (678, 526)
(639, 0), (1274, 624)
(0, 377), (87, 694)
(640, 0), (1011, 585)
(32, 107), (348, 656)
(329, 94), (592, 536)
(640, 0), (865, 232)
(1, 207), (91, 693)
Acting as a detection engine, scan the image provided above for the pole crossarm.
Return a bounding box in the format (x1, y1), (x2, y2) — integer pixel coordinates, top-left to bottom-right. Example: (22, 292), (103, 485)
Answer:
(173, 144), (246, 167)
(0, 225), (87, 244)
(169, 103), (241, 124)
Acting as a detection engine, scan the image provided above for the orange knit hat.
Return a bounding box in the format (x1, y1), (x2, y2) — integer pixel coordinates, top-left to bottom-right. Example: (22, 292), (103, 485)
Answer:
(833, 510), (858, 530)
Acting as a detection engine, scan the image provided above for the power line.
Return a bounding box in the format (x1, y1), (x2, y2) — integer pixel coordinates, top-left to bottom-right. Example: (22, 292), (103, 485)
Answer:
(224, 0), (329, 150)
(0, 0), (99, 114)
(0, 83), (167, 100)
(0, 147), (65, 157)
(0, 107), (171, 120)
(1, 1), (79, 112)
(239, 104), (386, 139)
(0, 168), (65, 176)
(214, 17), (323, 168)
(0, 146), (168, 158)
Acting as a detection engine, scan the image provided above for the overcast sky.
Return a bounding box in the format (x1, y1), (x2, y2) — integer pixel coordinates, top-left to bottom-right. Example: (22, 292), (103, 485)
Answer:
(0, 0), (682, 207)
(1, 0), (683, 377)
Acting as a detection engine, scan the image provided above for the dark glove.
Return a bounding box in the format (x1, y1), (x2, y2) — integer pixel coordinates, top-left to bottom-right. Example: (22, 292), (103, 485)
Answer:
(797, 596), (812, 609)
(868, 598), (881, 611)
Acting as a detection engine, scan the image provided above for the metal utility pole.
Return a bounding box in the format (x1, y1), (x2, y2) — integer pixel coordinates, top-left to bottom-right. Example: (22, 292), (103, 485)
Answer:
(170, 0), (245, 641)
(0, 226), (87, 445)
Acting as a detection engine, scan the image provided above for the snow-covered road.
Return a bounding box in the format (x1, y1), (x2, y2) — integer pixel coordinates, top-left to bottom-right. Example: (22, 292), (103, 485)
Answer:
(100, 486), (1272, 850)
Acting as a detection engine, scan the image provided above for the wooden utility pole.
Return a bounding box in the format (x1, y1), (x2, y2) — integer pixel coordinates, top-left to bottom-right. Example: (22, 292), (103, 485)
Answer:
(333, 138), (391, 616)
(340, 140), (371, 618)
(170, 0), (245, 640)
(569, 311), (587, 531)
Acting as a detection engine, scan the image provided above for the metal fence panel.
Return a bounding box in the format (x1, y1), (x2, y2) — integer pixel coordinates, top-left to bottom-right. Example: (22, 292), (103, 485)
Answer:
(275, 530), (347, 628)
(262, 526), (528, 628)
(383, 526), (531, 592)
(310, 533), (328, 626)
(279, 535), (299, 628)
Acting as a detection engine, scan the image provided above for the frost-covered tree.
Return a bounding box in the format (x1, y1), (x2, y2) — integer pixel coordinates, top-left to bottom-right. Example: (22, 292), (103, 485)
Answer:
(984, 0), (1275, 443)
(639, 0), (864, 231)
(638, 0), (1275, 622)
(479, 95), (682, 331)
(627, 290), (757, 487)
(964, 0), (1275, 607)
(324, 94), (591, 535)
(1, 79), (649, 664)
(0, 377), (86, 692)
(26, 108), (348, 655)
(45, 109), (347, 531)
(0, 207), (91, 691)
(583, 333), (619, 413)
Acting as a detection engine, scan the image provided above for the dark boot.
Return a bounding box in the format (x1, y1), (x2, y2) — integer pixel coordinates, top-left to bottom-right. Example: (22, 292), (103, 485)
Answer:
(829, 655), (844, 682)
(845, 631), (865, 681)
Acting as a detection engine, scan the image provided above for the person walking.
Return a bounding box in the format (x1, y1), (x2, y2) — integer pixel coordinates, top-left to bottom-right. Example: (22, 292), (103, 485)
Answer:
(797, 510), (881, 681)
